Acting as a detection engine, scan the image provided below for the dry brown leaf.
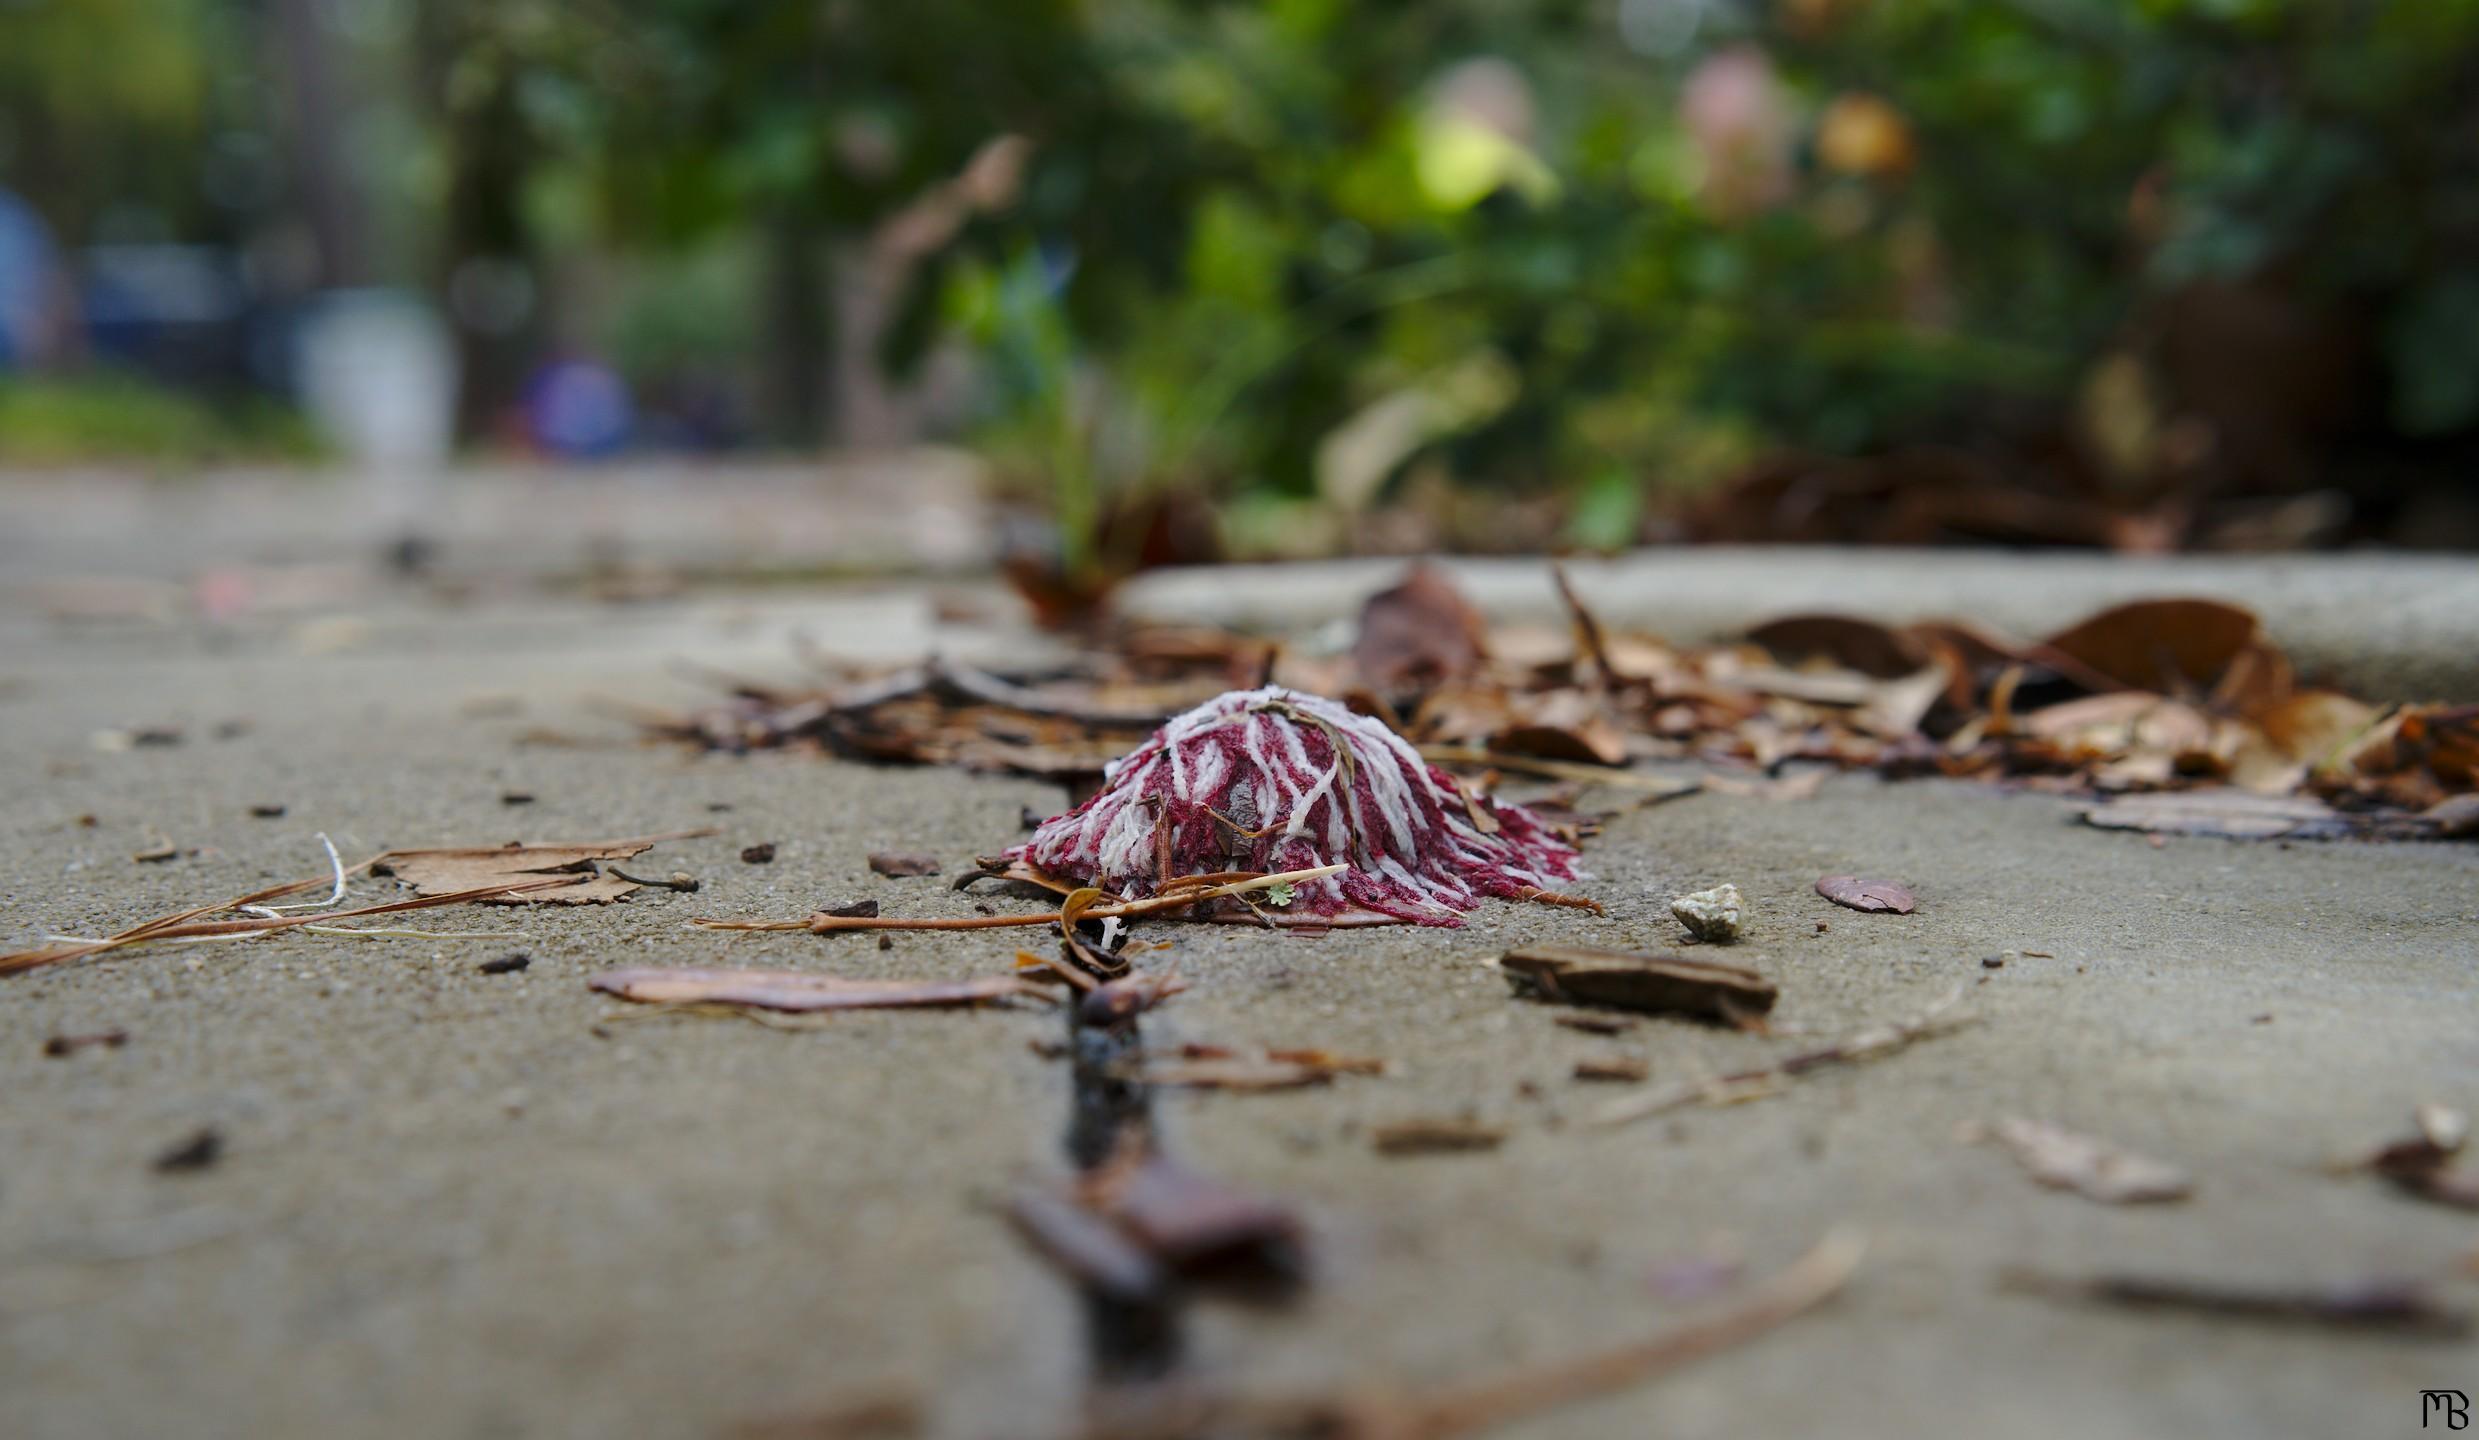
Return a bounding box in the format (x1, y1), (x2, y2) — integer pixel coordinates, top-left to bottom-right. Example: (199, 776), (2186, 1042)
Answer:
(1990, 1117), (2194, 1204)
(1353, 562), (1488, 697)
(378, 831), (712, 904)
(866, 850), (941, 877)
(2078, 791), (2457, 841)
(1500, 946), (1778, 1025)
(587, 967), (1040, 1011)
(1746, 614), (1931, 679)
(2039, 598), (2266, 696)
(1814, 875), (1916, 914)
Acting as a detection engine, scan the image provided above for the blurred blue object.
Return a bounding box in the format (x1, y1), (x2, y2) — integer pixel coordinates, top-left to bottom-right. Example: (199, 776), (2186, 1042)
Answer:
(0, 188), (63, 369)
(523, 358), (633, 458)
(80, 244), (249, 381)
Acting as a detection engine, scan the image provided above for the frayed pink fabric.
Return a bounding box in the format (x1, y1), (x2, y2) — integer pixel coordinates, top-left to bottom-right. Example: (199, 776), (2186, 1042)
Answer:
(1014, 687), (1581, 926)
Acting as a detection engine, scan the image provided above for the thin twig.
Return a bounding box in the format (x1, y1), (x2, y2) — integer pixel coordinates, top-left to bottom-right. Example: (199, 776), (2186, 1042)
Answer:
(691, 865), (1349, 934)
(1419, 746), (1701, 796)
(1593, 986), (1971, 1129)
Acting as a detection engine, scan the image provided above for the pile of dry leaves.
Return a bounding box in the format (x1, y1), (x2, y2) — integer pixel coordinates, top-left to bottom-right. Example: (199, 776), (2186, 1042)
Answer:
(653, 566), (2476, 843)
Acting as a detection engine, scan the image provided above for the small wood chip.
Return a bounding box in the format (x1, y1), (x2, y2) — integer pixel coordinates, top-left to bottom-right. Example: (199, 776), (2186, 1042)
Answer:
(478, 953), (531, 975)
(1574, 1056), (1650, 1083)
(1500, 946), (1777, 1025)
(1815, 875), (1916, 914)
(1553, 1013), (1639, 1036)
(248, 803), (287, 819)
(741, 843), (777, 864)
(867, 851), (941, 877)
(1372, 1118), (1506, 1155)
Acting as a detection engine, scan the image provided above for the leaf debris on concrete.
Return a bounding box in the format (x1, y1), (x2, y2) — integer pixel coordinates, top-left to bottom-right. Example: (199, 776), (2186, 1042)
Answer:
(1986, 1117), (2194, 1204)
(1500, 946), (1777, 1027)
(867, 850), (942, 877)
(375, 829), (716, 905)
(2334, 1104), (2479, 1211)
(588, 967), (1045, 1013)
(2004, 1269), (2467, 1337)
(1815, 875), (1917, 914)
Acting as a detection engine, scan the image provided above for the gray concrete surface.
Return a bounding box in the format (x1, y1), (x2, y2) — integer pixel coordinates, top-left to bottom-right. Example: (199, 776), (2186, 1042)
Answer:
(4, 585), (2477, 1440)
(1125, 549), (2479, 702)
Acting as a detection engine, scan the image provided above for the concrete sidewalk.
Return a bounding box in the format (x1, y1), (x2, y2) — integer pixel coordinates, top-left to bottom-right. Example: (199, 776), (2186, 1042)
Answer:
(3, 581), (2475, 1440)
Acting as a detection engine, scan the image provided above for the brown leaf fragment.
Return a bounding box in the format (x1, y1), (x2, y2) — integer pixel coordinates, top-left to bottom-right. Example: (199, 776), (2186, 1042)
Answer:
(2038, 597), (2270, 696)
(1091, 1152), (1305, 1277)
(1077, 970), (1186, 1027)
(1990, 1117), (2194, 1203)
(380, 830), (714, 905)
(131, 841), (181, 864)
(1007, 1185), (1167, 1303)
(2004, 1269), (2467, 1338)
(587, 967), (1039, 1012)
(1747, 614), (1931, 679)
(820, 899), (880, 919)
(477, 952), (531, 975)
(2337, 1105), (2479, 1212)
(1353, 562), (1488, 697)
(1574, 1056), (1650, 1083)
(867, 850), (942, 878)
(1372, 1118), (1505, 1155)
(740, 843), (777, 864)
(2079, 790), (2456, 842)
(1814, 875), (1915, 914)
(154, 1127), (223, 1173)
(1500, 946), (1778, 1025)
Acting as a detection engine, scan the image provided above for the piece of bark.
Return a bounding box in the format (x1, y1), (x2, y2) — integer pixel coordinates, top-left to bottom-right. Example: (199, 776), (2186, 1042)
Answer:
(1500, 946), (1777, 1025)
(1990, 1117), (2193, 1204)
(1814, 875), (1916, 914)
(1372, 1118), (1506, 1155)
(588, 967), (1039, 1012)
(867, 850), (942, 877)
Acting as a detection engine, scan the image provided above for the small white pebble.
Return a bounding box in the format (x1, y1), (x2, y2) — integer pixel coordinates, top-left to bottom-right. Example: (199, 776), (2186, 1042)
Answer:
(1670, 883), (1745, 942)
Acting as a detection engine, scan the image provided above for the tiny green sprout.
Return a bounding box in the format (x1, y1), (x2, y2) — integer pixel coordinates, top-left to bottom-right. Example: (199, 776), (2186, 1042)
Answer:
(1263, 881), (1297, 907)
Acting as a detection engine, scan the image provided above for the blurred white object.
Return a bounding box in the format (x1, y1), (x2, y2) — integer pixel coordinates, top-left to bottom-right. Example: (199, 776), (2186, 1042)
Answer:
(294, 289), (458, 473)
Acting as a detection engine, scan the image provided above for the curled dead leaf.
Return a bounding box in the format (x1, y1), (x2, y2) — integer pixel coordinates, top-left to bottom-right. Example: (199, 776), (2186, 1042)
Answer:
(1352, 562), (1488, 697)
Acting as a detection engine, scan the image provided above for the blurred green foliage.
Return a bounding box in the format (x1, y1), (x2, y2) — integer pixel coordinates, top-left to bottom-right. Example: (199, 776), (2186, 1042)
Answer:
(5, 0), (2476, 538)
(0, 374), (322, 465)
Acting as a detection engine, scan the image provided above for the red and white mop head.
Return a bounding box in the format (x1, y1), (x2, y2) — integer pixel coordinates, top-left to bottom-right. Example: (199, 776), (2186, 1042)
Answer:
(1014, 686), (1583, 926)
